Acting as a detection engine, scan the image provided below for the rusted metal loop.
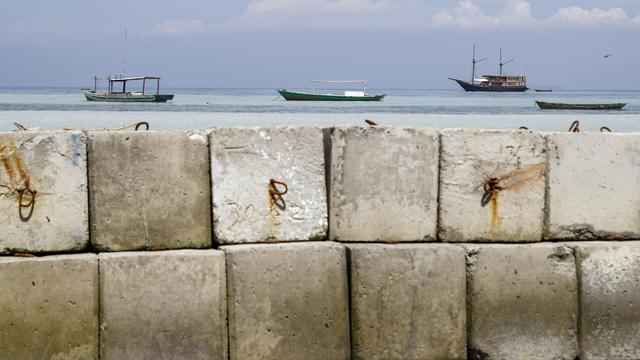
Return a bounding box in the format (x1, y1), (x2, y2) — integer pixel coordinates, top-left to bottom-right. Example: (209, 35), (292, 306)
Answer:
(269, 179), (288, 196)
(518, 126), (529, 130)
(568, 120), (580, 133)
(483, 178), (501, 193)
(17, 188), (36, 222)
(600, 126), (612, 132)
(134, 122), (150, 131)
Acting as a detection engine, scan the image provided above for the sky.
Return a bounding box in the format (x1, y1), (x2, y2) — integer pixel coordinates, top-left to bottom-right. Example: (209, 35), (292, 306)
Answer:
(1, 0), (639, 89)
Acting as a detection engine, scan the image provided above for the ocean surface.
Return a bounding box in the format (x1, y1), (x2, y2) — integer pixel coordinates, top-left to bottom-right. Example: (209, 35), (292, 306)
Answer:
(1, 87), (639, 132)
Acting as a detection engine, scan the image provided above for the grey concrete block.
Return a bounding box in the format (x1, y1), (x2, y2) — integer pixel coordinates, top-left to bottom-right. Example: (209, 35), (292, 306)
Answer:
(223, 242), (350, 360)
(88, 131), (212, 251)
(347, 244), (466, 360)
(467, 243), (578, 359)
(439, 129), (546, 242)
(99, 250), (227, 360)
(546, 133), (640, 239)
(575, 242), (640, 359)
(211, 127), (327, 244)
(0, 131), (88, 253)
(0, 254), (98, 359)
(329, 126), (439, 242)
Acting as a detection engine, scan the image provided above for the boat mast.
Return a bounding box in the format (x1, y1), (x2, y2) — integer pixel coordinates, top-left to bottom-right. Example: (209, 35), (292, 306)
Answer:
(471, 45), (487, 84)
(122, 29), (127, 76)
(498, 48), (514, 76)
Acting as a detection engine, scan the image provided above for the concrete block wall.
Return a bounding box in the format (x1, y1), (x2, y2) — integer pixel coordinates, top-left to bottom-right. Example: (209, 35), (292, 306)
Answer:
(2, 126), (640, 359)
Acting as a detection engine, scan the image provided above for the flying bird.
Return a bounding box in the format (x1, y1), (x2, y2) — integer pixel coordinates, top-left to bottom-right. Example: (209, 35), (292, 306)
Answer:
(604, 54), (612, 58)
(364, 119), (378, 126)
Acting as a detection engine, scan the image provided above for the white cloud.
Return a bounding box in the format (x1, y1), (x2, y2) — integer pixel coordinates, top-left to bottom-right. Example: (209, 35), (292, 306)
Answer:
(429, 0), (536, 29)
(211, 0), (432, 31)
(546, 6), (629, 27)
(145, 0), (640, 34)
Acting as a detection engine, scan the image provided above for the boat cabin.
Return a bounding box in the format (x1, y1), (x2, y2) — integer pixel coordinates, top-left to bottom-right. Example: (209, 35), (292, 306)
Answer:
(481, 75), (527, 88)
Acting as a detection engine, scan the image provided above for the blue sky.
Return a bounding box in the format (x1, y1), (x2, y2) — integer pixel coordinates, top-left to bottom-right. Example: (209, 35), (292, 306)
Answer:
(1, 0), (639, 89)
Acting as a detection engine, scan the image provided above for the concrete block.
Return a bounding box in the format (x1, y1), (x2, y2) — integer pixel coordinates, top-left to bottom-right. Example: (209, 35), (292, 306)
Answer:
(88, 131), (211, 251)
(211, 127), (327, 244)
(223, 242), (350, 360)
(546, 133), (640, 239)
(329, 126), (439, 242)
(467, 243), (578, 359)
(0, 254), (98, 359)
(0, 131), (88, 253)
(439, 129), (546, 242)
(575, 242), (640, 359)
(99, 250), (227, 360)
(347, 244), (466, 359)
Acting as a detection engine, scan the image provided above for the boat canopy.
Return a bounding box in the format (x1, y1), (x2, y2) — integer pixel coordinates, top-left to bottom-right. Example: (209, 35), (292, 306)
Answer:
(95, 76), (161, 82)
(92, 75), (163, 95)
(302, 80), (366, 84)
(302, 80), (369, 93)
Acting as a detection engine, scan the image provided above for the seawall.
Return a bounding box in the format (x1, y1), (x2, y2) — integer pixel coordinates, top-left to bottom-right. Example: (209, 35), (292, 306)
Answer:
(1, 126), (639, 359)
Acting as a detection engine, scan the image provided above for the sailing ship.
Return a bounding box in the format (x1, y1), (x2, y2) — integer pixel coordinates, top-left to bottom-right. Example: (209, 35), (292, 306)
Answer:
(449, 46), (528, 92)
(278, 80), (385, 101)
(83, 75), (174, 102)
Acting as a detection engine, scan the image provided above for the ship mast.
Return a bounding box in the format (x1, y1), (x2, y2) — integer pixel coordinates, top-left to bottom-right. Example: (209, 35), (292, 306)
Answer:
(123, 29), (128, 76)
(498, 48), (514, 76)
(471, 45), (487, 84)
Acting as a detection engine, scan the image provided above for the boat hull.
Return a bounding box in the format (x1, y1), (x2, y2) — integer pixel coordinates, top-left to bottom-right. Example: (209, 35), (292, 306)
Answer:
(84, 91), (174, 103)
(449, 78), (528, 92)
(278, 89), (385, 101)
(535, 101), (627, 110)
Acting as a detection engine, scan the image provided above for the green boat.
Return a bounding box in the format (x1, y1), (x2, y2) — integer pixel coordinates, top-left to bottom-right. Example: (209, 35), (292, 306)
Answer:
(278, 80), (385, 101)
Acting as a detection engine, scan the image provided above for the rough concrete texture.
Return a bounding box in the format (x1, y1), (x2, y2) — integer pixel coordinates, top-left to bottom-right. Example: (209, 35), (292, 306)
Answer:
(329, 126), (439, 242)
(88, 131), (211, 251)
(211, 127), (327, 244)
(574, 242), (640, 359)
(223, 242), (350, 360)
(347, 244), (466, 360)
(466, 243), (578, 359)
(0, 131), (88, 253)
(439, 129), (546, 242)
(99, 250), (227, 360)
(0, 254), (98, 359)
(546, 133), (640, 239)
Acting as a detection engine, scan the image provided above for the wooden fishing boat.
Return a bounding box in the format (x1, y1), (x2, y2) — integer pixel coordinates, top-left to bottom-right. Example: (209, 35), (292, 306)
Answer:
(534, 89), (552, 92)
(535, 101), (627, 110)
(278, 80), (385, 101)
(83, 76), (174, 102)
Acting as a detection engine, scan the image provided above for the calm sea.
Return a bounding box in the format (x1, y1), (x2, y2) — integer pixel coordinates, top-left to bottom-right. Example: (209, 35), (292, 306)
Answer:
(1, 88), (639, 132)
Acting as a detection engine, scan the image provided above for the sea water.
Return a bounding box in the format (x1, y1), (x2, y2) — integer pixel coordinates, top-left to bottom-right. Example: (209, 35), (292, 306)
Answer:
(1, 88), (639, 132)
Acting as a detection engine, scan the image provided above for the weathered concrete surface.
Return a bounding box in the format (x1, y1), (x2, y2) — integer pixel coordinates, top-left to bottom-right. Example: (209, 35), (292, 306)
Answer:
(99, 250), (227, 360)
(466, 244), (578, 359)
(347, 244), (466, 359)
(211, 127), (327, 244)
(329, 126), (439, 242)
(0, 254), (98, 359)
(88, 131), (211, 251)
(0, 131), (88, 253)
(223, 242), (350, 360)
(546, 133), (640, 239)
(574, 242), (640, 359)
(439, 129), (546, 242)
